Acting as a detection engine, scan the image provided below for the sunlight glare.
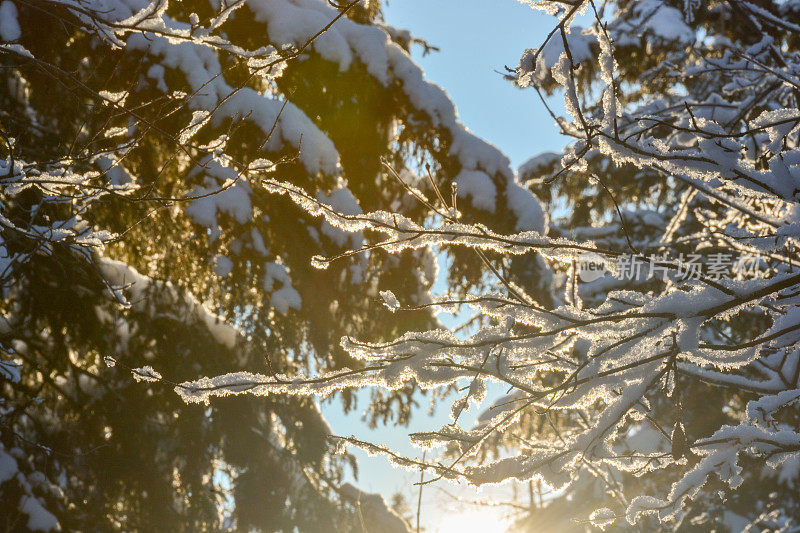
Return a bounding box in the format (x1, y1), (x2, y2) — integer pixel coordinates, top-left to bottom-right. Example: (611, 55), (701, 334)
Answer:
(435, 508), (511, 533)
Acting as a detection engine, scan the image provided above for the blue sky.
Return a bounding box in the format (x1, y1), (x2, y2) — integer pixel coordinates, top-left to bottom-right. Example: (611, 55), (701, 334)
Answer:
(323, 2), (567, 530)
(383, 0), (566, 167)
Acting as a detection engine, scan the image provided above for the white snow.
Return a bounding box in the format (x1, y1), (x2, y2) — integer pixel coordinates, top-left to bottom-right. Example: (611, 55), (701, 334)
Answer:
(0, 1), (21, 41)
(99, 258), (239, 348)
(630, 0), (695, 43)
(263, 262), (301, 315)
(518, 151), (561, 180)
(131, 365), (163, 383)
(19, 496), (59, 532)
(379, 290), (399, 312)
(185, 166), (253, 242)
(454, 170), (497, 211)
(0, 446), (18, 483)
(316, 185), (364, 248)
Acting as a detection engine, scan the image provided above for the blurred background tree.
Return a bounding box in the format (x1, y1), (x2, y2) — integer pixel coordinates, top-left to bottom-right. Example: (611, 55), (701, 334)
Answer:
(0, 0), (547, 530)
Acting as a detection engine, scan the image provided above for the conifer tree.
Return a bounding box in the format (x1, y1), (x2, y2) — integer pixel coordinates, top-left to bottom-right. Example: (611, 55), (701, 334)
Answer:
(0, 0), (545, 530)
